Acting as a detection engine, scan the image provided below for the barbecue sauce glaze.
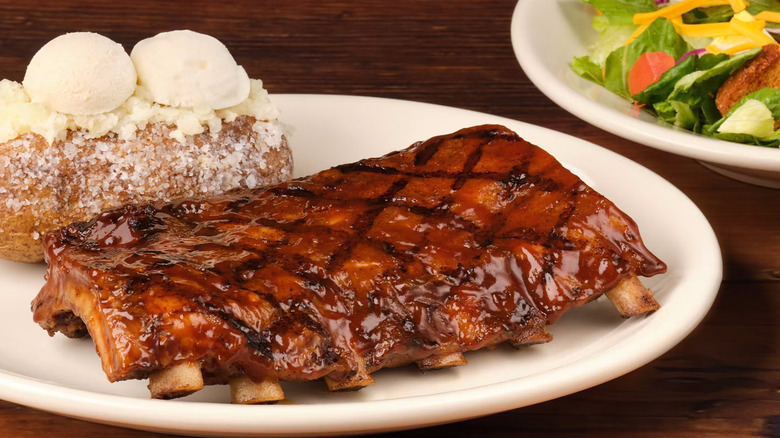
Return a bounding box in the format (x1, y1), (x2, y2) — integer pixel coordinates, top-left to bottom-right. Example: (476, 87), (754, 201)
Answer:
(33, 125), (666, 385)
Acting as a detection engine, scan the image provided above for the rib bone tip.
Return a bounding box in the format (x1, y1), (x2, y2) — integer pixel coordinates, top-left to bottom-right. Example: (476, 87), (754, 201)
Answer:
(606, 274), (660, 318)
(417, 352), (467, 371)
(148, 360), (204, 400)
(230, 375), (285, 404)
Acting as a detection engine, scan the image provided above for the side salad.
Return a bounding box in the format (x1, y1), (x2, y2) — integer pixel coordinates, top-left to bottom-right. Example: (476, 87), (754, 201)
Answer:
(572, 0), (780, 147)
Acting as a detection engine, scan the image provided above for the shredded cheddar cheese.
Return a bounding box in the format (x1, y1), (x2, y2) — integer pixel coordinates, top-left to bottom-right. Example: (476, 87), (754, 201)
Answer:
(707, 39), (757, 54)
(755, 11), (780, 23)
(729, 16), (775, 45)
(729, 0), (749, 13)
(674, 22), (737, 37)
(628, 0), (780, 54)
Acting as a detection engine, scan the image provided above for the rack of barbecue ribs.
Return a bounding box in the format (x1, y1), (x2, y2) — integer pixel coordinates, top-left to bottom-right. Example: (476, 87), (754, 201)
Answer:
(32, 124), (666, 404)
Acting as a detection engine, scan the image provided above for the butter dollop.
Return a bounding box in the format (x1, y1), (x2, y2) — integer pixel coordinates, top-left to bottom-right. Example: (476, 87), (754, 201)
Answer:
(131, 30), (251, 110)
(0, 30), (276, 145)
(23, 32), (137, 116)
(0, 78), (278, 145)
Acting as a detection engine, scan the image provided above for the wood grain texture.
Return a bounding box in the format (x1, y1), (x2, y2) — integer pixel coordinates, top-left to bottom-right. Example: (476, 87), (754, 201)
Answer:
(0, 0), (777, 436)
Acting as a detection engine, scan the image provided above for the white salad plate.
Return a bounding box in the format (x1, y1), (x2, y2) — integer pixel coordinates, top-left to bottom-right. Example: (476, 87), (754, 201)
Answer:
(0, 95), (721, 437)
(512, 0), (780, 188)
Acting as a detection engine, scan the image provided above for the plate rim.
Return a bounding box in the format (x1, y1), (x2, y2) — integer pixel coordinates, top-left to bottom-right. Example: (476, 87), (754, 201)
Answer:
(0, 93), (723, 436)
(511, 0), (780, 172)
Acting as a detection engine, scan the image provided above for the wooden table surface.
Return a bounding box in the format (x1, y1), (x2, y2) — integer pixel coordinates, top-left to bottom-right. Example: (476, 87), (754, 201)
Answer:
(0, 0), (778, 436)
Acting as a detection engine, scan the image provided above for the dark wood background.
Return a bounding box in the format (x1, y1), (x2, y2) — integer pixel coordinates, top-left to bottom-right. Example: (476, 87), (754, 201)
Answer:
(0, 1), (778, 436)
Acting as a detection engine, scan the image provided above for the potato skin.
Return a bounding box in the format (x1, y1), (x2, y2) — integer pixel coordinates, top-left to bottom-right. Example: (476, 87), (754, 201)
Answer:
(0, 133), (62, 262)
(0, 116), (292, 263)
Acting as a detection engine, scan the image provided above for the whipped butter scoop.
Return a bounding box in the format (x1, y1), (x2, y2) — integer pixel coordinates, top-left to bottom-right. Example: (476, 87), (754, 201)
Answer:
(23, 32), (137, 115)
(131, 30), (251, 110)
(0, 30), (277, 145)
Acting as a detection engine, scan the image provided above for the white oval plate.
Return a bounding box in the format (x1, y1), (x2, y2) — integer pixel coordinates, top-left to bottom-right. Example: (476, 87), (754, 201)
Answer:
(0, 95), (721, 436)
(511, 0), (780, 188)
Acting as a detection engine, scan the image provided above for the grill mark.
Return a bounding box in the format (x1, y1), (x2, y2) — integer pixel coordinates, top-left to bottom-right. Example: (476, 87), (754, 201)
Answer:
(121, 276), (150, 296)
(488, 156), (564, 250)
(325, 206), (381, 269)
(205, 199), (482, 242)
(336, 162), (399, 175)
(414, 138), (445, 166)
(413, 129), (503, 167)
(255, 291), (283, 313)
(433, 132), (487, 214)
(268, 186), (317, 198)
(501, 163), (531, 191)
(250, 217), (346, 236)
(377, 178), (411, 203)
(373, 239), (415, 264)
(227, 196), (253, 212)
(492, 228), (579, 250)
(547, 188), (581, 250)
(335, 129), (509, 181)
(335, 166), (521, 182)
(196, 299), (273, 359)
(499, 154), (558, 194)
(451, 141), (484, 191)
(326, 177), (411, 270)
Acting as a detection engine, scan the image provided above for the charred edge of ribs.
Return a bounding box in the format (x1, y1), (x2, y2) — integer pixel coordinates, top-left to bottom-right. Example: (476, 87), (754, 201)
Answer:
(42, 310), (88, 338)
(32, 124), (667, 402)
(325, 373), (375, 392)
(509, 317), (553, 348)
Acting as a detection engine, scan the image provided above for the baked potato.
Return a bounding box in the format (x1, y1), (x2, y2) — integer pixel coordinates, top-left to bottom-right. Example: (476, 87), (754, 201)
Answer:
(0, 116), (291, 262)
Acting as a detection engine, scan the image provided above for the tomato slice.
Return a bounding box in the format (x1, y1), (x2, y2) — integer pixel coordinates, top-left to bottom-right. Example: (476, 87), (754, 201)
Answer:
(627, 51), (676, 97)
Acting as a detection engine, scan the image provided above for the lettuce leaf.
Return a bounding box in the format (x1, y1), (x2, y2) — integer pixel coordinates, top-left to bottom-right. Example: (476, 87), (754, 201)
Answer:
(703, 88), (780, 146)
(705, 88), (780, 135)
(603, 18), (691, 99)
(644, 48), (760, 132)
(588, 24), (639, 67)
(682, 5), (733, 24)
(701, 95), (723, 125)
(747, 0), (780, 14)
(572, 56), (605, 85)
(582, 0), (657, 25)
(667, 47), (761, 108)
(672, 100), (700, 131)
(679, 0), (780, 25)
(633, 53), (730, 105)
(652, 100), (700, 130)
(695, 53), (731, 70)
(653, 100), (677, 124)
